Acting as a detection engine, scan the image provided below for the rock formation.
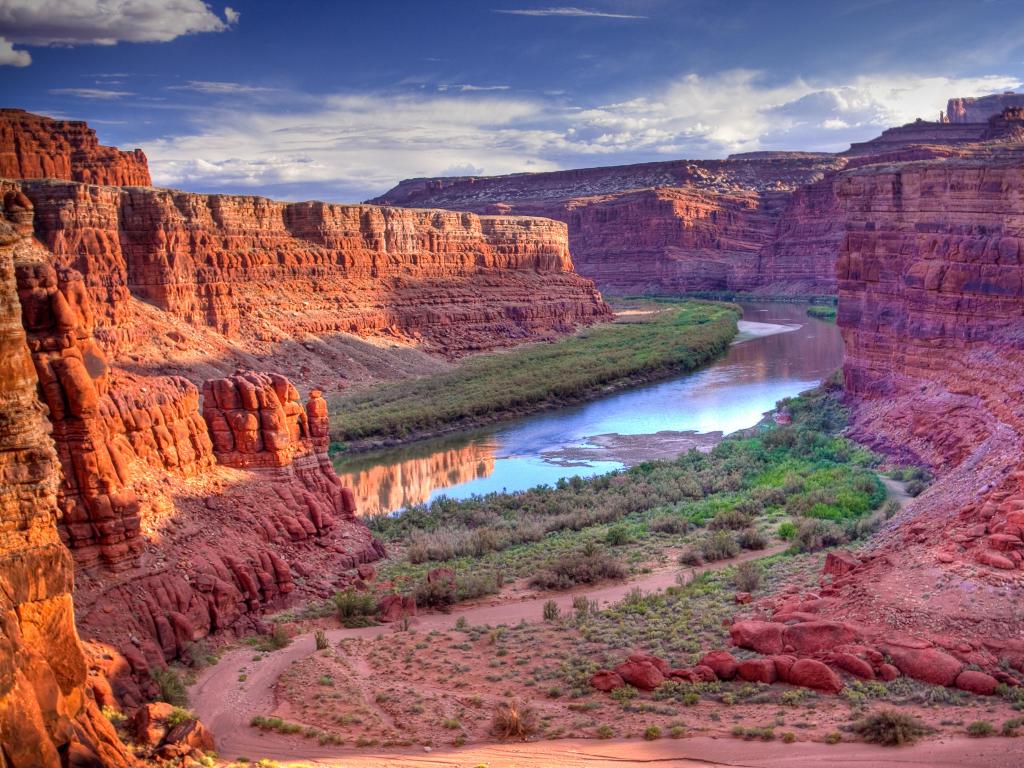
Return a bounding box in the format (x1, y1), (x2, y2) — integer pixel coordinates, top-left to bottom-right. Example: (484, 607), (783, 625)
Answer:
(0, 193), (133, 767)
(946, 92), (1024, 123)
(0, 108), (150, 187)
(11, 177), (611, 391)
(373, 154), (847, 295)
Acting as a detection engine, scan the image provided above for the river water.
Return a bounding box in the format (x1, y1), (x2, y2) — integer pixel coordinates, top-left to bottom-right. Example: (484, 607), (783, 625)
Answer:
(333, 303), (843, 516)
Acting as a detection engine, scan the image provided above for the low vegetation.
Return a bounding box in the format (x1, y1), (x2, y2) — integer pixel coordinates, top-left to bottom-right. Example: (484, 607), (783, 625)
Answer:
(853, 709), (932, 745)
(491, 699), (538, 740)
(370, 382), (887, 590)
(330, 301), (739, 446)
(806, 305), (837, 322)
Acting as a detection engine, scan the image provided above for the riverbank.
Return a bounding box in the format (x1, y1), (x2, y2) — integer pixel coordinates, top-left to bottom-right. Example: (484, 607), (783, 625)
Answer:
(328, 300), (739, 453)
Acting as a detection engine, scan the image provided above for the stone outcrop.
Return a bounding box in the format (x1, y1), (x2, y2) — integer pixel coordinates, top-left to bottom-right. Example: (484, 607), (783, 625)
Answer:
(0, 192), (133, 767)
(0, 109), (150, 187)
(373, 154), (847, 295)
(947, 92), (1024, 123)
(10, 179), (610, 376)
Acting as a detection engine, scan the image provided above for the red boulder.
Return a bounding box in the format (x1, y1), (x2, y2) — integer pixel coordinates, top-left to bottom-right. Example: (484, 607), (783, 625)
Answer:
(878, 663), (900, 681)
(590, 670), (625, 692)
(883, 646), (962, 687)
(788, 659), (843, 694)
(955, 670), (999, 696)
(737, 658), (777, 684)
(614, 659), (665, 691)
(730, 620), (785, 655)
(782, 621), (857, 656)
(830, 652), (875, 680)
(700, 650), (738, 681)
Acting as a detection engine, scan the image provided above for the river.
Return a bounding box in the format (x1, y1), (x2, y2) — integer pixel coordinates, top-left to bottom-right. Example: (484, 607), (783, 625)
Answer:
(333, 303), (843, 516)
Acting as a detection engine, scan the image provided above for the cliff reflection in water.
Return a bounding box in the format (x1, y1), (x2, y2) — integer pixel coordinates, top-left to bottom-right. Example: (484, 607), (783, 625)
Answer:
(333, 303), (844, 516)
(334, 435), (498, 517)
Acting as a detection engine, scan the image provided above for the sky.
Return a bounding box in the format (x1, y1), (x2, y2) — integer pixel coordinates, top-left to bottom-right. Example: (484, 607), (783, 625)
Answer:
(1, 0), (1022, 203)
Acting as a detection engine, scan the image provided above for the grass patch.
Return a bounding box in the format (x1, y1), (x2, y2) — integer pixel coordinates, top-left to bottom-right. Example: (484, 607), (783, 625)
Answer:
(330, 301), (739, 445)
(806, 305), (837, 322)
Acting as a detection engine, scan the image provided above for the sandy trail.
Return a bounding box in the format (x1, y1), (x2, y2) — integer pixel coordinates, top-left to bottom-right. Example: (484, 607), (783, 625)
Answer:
(190, 481), (1024, 767)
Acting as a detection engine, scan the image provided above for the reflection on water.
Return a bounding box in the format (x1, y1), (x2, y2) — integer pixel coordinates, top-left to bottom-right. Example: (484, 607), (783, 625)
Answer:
(333, 303), (843, 515)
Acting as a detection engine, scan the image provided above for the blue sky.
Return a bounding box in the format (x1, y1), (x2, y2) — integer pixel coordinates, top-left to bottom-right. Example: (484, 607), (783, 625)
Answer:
(1, 0), (1022, 202)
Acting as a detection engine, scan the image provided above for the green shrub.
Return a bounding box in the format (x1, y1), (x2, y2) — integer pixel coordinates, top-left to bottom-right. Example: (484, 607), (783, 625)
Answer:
(967, 720), (995, 738)
(165, 707), (193, 727)
(853, 709), (931, 745)
(793, 518), (847, 552)
(332, 588), (377, 626)
(678, 547), (703, 566)
(596, 724), (614, 739)
(151, 667), (189, 707)
(777, 521), (797, 540)
(542, 600), (561, 622)
(708, 508), (753, 531)
(643, 725), (662, 740)
(605, 524), (633, 546)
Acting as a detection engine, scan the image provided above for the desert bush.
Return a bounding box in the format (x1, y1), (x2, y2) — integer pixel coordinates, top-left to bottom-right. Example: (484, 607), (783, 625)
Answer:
(793, 518), (847, 552)
(643, 725), (662, 740)
(332, 588), (376, 625)
(904, 478), (927, 497)
(491, 699), (538, 740)
(708, 508), (753, 530)
(967, 720), (995, 738)
(529, 544), (627, 590)
(151, 667), (189, 707)
(737, 527), (767, 550)
(605, 524), (633, 546)
(165, 707), (193, 727)
(649, 515), (689, 534)
(733, 561), (762, 592)
(678, 547), (703, 566)
(853, 709), (931, 745)
(700, 530), (739, 561)
(777, 521), (797, 540)
(542, 600), (561, 622)
(314, 630), (328, 650)
(412, 578), (456, 609)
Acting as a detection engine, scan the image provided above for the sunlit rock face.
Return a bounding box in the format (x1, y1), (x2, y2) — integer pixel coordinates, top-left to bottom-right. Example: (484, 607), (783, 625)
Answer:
(0, 193), (134, 768)
(0, 108), (151, 187)
(946, 92), (1024, 123)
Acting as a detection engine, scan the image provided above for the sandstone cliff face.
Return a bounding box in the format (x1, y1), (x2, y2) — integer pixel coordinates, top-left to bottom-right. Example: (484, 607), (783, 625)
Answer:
(836, 156), (1024, 469)
(0, 109), (151, 187)
(0, 196), (133, 767)
(13, 179), (611, 380)
(947, 93), (1024, 123)
(373, 154), (846, 295)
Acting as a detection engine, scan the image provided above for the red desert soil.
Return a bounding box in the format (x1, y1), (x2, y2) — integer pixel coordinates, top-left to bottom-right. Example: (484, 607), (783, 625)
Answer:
(190, 535), (1024, 767)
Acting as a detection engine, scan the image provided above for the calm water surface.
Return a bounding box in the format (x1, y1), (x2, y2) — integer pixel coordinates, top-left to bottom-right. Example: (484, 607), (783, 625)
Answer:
(334, 303), (843, 515)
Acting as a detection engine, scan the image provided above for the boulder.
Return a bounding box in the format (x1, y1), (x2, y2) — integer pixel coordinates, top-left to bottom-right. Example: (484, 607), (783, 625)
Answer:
(788, 659), (843, 694)
(700, 650), (738, 681)
(730, 620), (785, 655)
(955, 670), (999, 696)
(627, 652), (670, 675)
(590, 670), (625, 692)
(830, 652), (875, 680)
(376, 594), (416, 623)
(690, 665), (717, 683)
(614, 659), (665, 691)
(737, 658), (777, 684)
(878, 663), (900, 681)
(883, 646), (963, 686)
(163, 718), (215, 752)
(782, 621), (857, 655)
(823, 550), (859, 577)
(129, 702), (175, 746)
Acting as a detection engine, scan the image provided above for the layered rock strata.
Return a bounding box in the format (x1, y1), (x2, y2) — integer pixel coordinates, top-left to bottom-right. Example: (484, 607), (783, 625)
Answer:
(373, 154), (847, 295)
(10, 179), (611, 383)
(0, 193), (133, 767)
(0, 108), (150, 186)
(947, 92), (1024, 123)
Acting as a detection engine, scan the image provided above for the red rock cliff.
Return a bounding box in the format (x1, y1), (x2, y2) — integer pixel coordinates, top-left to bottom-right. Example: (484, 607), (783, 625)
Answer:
(946, 92), (1024, 123)
(0, 195), (133, 767)
(0, 109), (151, 187)
(373, 154), (846, 295)
(13, 179), (611, 380)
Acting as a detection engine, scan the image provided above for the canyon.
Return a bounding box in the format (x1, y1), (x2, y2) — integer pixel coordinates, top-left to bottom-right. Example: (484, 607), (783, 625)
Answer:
(1, 92), (1024, 765)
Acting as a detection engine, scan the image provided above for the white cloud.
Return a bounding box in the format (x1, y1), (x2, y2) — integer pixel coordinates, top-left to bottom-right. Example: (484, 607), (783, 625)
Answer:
(0, 0), (236, 49)
(0, 35), (29, 66)
(49, 87), (135, 99)
(168, 80), (276, 94)
(495, 6), (646, 19)
(141, 71), (1022, 201)
(437, 84), (511, 92)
